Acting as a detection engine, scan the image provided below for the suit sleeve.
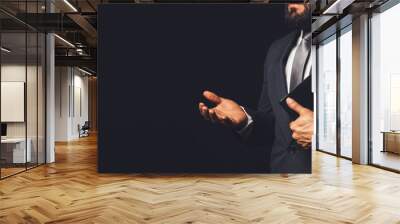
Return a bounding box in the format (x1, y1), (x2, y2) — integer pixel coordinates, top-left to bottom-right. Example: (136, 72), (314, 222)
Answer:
(240, 45), (276, 147)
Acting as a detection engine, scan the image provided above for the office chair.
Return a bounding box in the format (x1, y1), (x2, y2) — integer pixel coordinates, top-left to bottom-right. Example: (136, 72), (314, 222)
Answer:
(79, 121), (90, 138)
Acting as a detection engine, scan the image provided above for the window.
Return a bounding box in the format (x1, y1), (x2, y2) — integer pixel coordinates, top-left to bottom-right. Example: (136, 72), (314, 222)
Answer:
(339, 27), (352, 158)
(370, 2), (400, 171)
(317, 35), (337, 154)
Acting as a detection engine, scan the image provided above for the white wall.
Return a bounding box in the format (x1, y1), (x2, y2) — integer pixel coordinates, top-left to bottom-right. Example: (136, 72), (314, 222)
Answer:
(72, 73), (89, 138)
(55, 66), (89, 141)
(1, 65), (27, 140)
(1, 64), (41, 137)
(55, 66), (70, 141)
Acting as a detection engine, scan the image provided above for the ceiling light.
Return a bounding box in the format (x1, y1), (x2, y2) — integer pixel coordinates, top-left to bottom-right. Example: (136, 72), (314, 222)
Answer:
(78, 67), (93, 76)
(322, 0), (354, 15)
(63, 0), (78, 12)
(1, 47), (11, 53)
(54, 34), (75, 48)
(322, 0), (341, 14)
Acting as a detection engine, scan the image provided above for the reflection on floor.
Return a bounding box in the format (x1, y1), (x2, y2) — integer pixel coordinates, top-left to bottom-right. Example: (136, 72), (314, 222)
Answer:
(372, 150), (400, 171)
(0, 135), (400, 223)
(0, 163), (42, 178)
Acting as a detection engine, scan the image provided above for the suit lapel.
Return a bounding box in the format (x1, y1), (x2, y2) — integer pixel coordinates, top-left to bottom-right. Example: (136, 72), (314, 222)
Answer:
(271, 30), (299, 143)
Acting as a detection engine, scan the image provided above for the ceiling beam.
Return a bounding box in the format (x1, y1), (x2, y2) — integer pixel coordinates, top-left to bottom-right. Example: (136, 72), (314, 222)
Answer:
(55, 55), (96, 69)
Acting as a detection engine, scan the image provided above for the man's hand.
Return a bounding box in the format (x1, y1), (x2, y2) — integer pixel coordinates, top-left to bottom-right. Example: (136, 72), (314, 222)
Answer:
(198, 91), (247, 129)
(286, 97), (314, 149)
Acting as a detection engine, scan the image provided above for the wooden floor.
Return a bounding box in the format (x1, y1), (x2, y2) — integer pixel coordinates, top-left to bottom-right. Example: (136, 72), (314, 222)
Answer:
(372, 150), (400, 171)
(1, 167), (26, 178)
(1, 135), (400, 224)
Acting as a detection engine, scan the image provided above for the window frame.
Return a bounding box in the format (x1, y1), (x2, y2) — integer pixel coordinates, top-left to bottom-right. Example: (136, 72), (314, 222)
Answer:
(315, 23), (353, 160)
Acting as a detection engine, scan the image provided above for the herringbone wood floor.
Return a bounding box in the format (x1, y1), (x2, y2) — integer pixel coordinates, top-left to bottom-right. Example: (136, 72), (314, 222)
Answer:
(1, 135), (400, 224)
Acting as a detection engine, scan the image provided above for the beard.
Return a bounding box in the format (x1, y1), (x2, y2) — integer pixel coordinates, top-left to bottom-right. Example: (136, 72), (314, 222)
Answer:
(285, 6), (311, 32)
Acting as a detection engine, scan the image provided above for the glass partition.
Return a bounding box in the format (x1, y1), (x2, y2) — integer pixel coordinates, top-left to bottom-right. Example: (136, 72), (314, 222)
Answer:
(38, 32), (46, 165)
(26, 0), (46, 169)
(0, 31), (28, 177)
(0, 1), (46, 179)
(27, 30), (38, 169)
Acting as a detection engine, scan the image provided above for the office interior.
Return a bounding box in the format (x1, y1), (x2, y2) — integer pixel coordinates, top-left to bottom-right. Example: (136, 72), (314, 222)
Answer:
(0, 0), (400, 222)
(315, 1), (400, 172)
(0, 0), (97, 179)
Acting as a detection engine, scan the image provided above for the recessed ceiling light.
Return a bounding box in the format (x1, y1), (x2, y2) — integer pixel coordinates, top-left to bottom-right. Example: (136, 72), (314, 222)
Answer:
(322, 0), (354, 15)
(78, 67), (93, 76)
(1, 47), (11, 53)
(63, 0), (78, 12)
(54, 34), (75, 48)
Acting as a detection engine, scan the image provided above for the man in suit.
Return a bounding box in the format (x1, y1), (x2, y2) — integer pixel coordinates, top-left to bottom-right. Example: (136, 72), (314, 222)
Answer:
(198, 3), (313, 173)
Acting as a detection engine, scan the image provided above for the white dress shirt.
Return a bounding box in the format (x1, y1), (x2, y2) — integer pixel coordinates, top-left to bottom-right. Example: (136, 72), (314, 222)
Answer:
(285, 30), (312, 91)
(238, 30), (311, 135)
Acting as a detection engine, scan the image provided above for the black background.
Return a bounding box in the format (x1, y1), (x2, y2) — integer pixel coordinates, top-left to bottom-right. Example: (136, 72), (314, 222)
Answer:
(98, 4), (292, 172)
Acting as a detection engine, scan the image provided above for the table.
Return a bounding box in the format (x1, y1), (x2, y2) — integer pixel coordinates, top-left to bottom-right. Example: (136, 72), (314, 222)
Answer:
(381, 131), (400, 154)
(1, 138), (32, 164)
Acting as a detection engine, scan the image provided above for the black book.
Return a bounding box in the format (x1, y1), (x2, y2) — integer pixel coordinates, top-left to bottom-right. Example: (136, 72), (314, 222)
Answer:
(280, 75), (313, 121)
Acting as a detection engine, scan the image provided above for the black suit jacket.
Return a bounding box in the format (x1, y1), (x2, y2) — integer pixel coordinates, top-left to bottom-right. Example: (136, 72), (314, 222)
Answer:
(245, 30), (312, 173)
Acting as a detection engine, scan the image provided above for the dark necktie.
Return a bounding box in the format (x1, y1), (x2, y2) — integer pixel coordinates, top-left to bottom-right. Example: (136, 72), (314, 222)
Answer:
(290, 32), (311, 92)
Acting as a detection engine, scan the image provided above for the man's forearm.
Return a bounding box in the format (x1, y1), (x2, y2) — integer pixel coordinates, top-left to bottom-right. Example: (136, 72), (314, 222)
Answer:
(236, 107), (254, 139)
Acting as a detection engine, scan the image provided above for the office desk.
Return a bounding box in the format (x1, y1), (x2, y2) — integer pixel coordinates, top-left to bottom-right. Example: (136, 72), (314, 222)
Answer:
(1, 138), (32, 164)
(381, 131), (400, 154)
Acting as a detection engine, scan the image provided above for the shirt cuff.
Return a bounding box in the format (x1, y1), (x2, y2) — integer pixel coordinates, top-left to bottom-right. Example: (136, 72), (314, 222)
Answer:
(237, 106), (254, 136)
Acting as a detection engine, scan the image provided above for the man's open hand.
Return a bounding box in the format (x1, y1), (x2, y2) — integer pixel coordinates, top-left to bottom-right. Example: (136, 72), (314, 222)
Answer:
(198, 91), (247, 129)
(286, 97), (314, 149)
